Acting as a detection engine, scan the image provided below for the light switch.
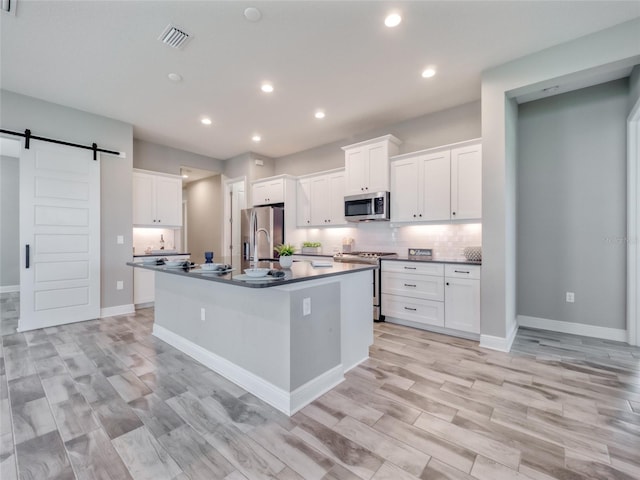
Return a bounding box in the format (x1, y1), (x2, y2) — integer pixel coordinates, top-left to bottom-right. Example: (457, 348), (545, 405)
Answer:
(117, 235), (124, 245)
(303, 297), (311, 316)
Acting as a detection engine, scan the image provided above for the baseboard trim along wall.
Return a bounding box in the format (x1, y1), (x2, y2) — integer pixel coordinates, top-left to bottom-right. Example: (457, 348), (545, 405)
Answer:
(0, 285), (19, 294)
(480, 320), (519, 352)
(517, 315), (627, 342)
(153, 324), (344, 416)
(100, 304), (135, 318)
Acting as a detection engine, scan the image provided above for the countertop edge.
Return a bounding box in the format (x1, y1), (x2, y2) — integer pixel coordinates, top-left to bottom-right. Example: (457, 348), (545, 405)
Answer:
(127, 261), (375, 288)
(381, 257), (482, 266)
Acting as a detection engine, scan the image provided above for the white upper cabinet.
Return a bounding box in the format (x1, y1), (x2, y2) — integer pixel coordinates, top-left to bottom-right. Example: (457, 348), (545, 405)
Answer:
(451, 143), (482, 220)
(133, 170), (182, 227)
(342, 135), (401, 196)
(390, 139), (481, 223)
(252, 178), (285, 206)
(296, 178), (312, 226)
(296, 169), (347, 227)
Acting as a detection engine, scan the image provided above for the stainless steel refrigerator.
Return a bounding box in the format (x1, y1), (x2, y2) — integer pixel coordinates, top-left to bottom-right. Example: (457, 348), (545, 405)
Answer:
(241, 206), (284, 261)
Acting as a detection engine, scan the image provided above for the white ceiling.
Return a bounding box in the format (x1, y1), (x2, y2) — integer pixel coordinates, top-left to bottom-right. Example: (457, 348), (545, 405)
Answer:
(1, 1), (639, 160)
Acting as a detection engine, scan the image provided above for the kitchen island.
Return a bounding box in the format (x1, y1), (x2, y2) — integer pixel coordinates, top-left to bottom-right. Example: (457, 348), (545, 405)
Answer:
(128, 260), (375, 415)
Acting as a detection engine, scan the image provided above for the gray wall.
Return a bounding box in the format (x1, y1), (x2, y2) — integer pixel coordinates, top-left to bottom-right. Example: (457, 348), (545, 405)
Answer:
(184, 175), (223, 264)
(481, 18), (640, 341)
(0, 155), (19, 288)
(517, 79), (629, 329)
(0, 89), (134, 309)
(133, 138), (224, 175)
(274, 101), (481, 177)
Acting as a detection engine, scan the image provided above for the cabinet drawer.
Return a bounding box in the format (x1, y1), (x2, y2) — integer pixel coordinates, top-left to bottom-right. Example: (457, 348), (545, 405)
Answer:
(444, 264), (481, 279)
(381, 261), (444, 276)
(381, 294), (444, 327)
(381, 272), (444, 301)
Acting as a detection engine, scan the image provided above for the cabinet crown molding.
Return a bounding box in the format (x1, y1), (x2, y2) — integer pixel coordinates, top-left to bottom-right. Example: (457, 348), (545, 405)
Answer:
(390, 138), (482, 162)
(133, 168), (183, 180)
(296, 168), (345, 180)
(250, 174), (297, 184)
(341, 134), (402, 151)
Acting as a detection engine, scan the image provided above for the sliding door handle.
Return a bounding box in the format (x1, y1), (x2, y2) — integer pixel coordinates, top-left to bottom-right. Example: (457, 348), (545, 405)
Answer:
(25, 244), (30, 269)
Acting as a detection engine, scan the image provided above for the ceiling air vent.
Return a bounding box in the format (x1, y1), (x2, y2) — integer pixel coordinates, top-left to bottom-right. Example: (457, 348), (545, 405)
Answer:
(158, 24), (191, 49)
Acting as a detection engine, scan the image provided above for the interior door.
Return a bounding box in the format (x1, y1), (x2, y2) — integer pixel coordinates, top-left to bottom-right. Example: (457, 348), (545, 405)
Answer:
(19, 141), (101, 331)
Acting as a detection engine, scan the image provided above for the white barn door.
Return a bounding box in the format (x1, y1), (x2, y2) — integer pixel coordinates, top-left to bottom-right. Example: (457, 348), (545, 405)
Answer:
(19, 141), (100, 331)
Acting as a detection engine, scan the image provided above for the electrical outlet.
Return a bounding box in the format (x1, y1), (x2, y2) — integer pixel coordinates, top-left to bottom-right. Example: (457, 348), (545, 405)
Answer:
(566, 292), (575, 303)
(303, 297), (311, 316)
(116, 281), (123, 290)
(201, 308), (206, 321)
(117, 235), (124, 245)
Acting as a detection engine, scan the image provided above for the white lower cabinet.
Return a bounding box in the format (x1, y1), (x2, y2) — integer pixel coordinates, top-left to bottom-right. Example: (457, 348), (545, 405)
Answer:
(381, 262), (445, 328)
(444, 264), (480, 334)
(381, 260), (481, 336)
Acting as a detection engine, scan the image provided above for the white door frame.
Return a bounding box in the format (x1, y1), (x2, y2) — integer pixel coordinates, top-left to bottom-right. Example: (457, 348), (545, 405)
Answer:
(222, 175), (246, 260)
(628, 96), (640, 346)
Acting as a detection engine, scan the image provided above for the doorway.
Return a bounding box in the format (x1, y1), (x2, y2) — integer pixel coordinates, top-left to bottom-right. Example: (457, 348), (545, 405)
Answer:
(223, 176), (247, 262)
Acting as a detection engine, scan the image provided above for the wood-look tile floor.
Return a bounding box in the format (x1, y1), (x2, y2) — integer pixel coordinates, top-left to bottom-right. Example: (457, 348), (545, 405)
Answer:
(1, 297), (639, 479)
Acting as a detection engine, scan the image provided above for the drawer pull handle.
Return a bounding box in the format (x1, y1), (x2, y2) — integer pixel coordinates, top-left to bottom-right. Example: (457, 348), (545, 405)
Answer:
(404, 307), (417, 311)
(404, 266), (416, 270)
(404, 283), (416, 287)
(454, 270), (470, 274)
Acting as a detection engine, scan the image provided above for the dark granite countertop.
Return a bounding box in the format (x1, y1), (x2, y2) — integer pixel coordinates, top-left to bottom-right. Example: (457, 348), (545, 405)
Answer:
(127, 258), (374, 288)
(382, 257), (482, 266)
(133, 252), (191, 258)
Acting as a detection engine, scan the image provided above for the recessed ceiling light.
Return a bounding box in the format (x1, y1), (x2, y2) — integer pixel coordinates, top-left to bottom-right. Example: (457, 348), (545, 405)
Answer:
(200, 117), (212, 125)
(244, 7), (262, 22)
(385, 13), (402, 28)
(167, 73), (183, 82)
(182, 174), (189, 179)
(421, 68), (436, 78)
(261, 83), (274, 93)
(314, 111), (326, 119)
(252, 135), (261, 142)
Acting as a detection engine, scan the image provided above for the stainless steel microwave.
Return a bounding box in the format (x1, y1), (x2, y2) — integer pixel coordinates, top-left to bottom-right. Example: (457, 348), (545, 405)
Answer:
(344, 191), (390, 222)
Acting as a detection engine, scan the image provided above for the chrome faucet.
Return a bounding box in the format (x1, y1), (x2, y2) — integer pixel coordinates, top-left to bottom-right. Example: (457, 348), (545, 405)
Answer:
(249, 208), (271, 268)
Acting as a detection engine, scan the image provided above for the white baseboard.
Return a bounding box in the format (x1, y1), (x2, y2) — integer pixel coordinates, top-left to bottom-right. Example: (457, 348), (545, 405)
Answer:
(290, 365), (344, 415)
(480, 320), (519, 352)
(0, 285), (19, 294)
(100, 304), (135, 318)
(153, 324), (343, 416)
(517, 315), (627, 342)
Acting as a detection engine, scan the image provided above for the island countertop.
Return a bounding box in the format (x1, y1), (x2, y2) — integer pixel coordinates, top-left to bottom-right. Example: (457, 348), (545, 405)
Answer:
(127, 258), (375, 288)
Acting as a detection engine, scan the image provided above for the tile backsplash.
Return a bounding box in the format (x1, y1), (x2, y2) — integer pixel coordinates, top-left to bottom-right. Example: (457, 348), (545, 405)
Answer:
(297, 222), (482, 260)
(133, 228), (181, 255)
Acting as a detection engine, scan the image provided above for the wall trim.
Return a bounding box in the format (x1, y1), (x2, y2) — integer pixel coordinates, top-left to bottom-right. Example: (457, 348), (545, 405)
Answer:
(517, 315), (627, 342)
(0, 285), (19, 294)
(479, 320), (518, 352)
(628, 95), (639, 346)
(100, 304), (135, 318)
(152, 323), (343, 416)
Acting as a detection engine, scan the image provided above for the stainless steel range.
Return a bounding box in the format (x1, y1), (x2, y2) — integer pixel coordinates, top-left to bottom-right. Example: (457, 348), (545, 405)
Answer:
(334, 251), (398, 321)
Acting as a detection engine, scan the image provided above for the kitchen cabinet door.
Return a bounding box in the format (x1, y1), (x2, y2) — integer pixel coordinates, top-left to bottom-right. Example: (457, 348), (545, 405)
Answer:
(328, 171), (347, 225)
(296, 178), (311, 226)
(133, 172), (155, 225)
(310, 176), (331, 225)
(155, 176), (182, 226)
(444, 277), (480, 334)
(420, 150), (451, 222)
(344, 147), (367, 196)
(451, 143), (482, 220)
(390, 157), (420, 222)
(367, 141), (389, 193)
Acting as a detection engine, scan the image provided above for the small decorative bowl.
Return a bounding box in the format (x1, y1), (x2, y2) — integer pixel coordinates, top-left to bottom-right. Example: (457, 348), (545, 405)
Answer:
(463, 246), (482, 262)
(244, 268), (271, 278)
